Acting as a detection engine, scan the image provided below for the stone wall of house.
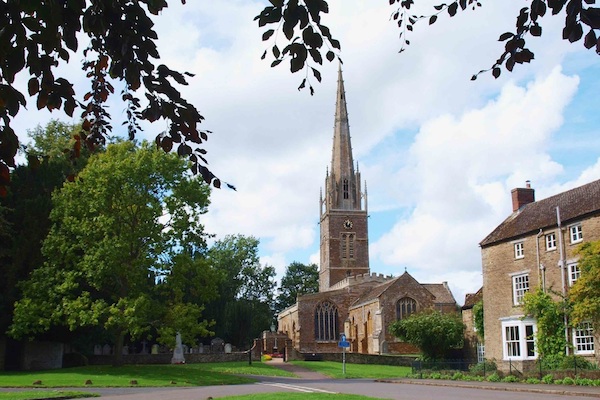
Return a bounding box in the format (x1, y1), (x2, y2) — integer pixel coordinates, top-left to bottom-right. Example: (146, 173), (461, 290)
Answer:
(482, 214), (600, 368)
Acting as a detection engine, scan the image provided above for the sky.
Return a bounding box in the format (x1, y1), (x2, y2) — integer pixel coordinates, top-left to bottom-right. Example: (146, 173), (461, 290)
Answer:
(11, 1), (600, 306)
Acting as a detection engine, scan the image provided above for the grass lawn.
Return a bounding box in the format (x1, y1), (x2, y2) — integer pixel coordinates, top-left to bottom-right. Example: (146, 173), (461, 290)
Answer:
(219, 393), (383, 400)
(0, 391), (97, 400)
(290, 361), (412, 379)
(0, 362), (294, 388)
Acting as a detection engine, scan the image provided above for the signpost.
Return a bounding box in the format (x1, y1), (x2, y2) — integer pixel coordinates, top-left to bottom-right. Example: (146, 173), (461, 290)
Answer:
(338, 334), (350, 375)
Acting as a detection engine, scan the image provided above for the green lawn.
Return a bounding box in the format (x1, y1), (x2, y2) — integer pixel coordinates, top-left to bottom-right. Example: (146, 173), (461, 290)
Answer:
(290, 361), (412, 379)
(0, 362), (294, 388)
(220, 393), (384, 400)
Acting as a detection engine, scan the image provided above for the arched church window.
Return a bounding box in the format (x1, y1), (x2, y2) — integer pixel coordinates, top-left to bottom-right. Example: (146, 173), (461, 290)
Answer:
(343, 179), (349, 199)
(396, 297), (417, 320)
(314, 301), (339, 341)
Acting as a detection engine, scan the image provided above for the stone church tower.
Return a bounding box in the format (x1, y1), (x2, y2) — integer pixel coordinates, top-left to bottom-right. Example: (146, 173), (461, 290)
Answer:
(319, 67), (369, 291)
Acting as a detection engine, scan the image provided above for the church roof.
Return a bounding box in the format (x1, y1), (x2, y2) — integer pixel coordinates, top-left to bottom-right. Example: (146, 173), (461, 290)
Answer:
(349, 272), (456, 308)
(480, 179), (600, 247)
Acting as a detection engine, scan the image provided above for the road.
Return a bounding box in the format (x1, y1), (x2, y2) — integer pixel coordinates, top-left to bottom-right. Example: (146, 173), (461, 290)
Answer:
(12, 376), (595, 400)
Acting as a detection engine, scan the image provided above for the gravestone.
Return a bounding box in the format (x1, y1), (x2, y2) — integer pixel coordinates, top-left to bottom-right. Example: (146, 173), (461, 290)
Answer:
(171, 332), (185, 364)
(93, 345), (102, 355)
(122, 345), (129, 355)
(224, 343), (232, 354)
(140, 340), (148, 355)
(151, 344), (159, 355)
(211, 337), (224, 353)
(198, 344), (204, 353)
(102, 344), (111, 355)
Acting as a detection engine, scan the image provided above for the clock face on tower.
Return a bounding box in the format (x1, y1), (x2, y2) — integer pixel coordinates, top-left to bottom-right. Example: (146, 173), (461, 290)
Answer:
(343, 219), (353, 229)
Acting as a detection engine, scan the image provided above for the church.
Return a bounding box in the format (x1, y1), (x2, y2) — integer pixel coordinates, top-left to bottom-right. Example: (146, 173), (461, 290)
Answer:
(277, 68), (458, 355)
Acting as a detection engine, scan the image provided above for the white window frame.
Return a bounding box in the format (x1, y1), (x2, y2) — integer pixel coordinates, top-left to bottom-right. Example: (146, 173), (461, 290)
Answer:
(545, 233), (556, 251)
(514, 242), (524, 259)
(568, 262), (580, 286)
(501, 317), (537, 361)
(569, 224), (583, 244)
(511, 272), (530, 305)
(573, 322), (595, 355)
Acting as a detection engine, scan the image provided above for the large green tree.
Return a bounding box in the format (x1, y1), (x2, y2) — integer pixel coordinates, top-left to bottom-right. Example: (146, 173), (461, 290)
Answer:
(570, 240), (600, 328)
(276, 261), (319, 312)
(9, 141), (212, 364)
(389, 310), (465, 360)
(204, 235), (276, 348)
(0, 120), (89, 336)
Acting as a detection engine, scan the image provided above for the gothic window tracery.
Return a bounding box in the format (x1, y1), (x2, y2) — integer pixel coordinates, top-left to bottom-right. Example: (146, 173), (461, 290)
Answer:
(343, 179), (349, 199)
(315, 301), (339, 341)
(396, 297), (417, 320)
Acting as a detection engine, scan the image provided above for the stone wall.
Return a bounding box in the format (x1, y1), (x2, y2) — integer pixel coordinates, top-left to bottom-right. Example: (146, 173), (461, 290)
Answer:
(21, 341), (64, 371)
(287, 346), (416, 366)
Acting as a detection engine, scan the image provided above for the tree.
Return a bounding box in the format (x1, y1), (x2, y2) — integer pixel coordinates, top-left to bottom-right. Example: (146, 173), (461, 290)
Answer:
(0, 1), (218, 197)
(257, 1), (600, 87)
(0, 121), (89, 336)
(389, 310), (465, 360)
(570, 240), (600, 328)
(276, 261), (319, 312)
(9, 141), (212, 365)
(203, 234), (277, 347)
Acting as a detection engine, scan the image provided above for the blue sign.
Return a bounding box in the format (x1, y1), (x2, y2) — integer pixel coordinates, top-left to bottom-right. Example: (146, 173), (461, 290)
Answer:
(338, 334), (350, 348)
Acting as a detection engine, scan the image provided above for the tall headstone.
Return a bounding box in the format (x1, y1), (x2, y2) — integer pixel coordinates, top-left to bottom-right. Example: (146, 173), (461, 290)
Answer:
(171, 332), (185, 364)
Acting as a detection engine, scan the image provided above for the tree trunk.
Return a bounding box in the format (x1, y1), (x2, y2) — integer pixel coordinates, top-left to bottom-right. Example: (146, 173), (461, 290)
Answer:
(112, 331), (125, 366)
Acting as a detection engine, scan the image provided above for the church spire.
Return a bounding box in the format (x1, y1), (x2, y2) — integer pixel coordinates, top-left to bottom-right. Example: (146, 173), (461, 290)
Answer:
(328, 65), (361, 210)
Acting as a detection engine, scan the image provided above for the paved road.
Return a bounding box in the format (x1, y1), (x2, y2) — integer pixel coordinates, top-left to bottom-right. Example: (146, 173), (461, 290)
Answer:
(11, 378), (596, 400)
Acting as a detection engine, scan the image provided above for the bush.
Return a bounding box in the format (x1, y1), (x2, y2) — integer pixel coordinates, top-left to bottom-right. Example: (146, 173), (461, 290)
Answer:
(430, 372), (442, 379)
(526, 377), (541, 384)
(542, 374), (554, 384)
(554, 379), (563, 385)
(562, 377), (575, 385)
(560, 355), (595, 370)
(502, 375), (520, 383)
(575, 378), (594, 386)
(451, 372), (464, 380)
(487, 372), (501, 382)
(262, 354), (272, 361)
(469, 360), (497, 375)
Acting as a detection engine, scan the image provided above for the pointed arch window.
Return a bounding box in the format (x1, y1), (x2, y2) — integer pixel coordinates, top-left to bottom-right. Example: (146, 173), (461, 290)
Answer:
(315, 301), (339, 341)
(396, 297), (417, 320)
(343, 179), (349, 199)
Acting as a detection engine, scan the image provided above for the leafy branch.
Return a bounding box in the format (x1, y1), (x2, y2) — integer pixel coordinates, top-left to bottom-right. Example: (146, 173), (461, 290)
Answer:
(256, 0), (342, 94)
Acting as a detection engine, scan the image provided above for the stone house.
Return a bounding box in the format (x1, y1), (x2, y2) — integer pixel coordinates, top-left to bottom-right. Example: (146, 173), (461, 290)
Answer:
(278, 67), (458, 355)
(461, 287), (483, 361)
(480, 180), (600, 372)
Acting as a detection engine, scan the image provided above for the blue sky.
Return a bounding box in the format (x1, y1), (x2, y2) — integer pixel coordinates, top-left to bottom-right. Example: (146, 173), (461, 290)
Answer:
(11, 1), (600, 305)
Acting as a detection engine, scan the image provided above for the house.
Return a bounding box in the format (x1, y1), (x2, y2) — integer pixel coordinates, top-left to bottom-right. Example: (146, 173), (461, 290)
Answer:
(480, 180), (600, 371)
(277, 66), (458, 355)
(462, 287), (483, 361)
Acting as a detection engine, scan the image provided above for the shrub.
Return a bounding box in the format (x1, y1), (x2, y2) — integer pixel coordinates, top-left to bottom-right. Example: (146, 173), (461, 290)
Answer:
(430, 372), (442, 379)
(451, 372), (464, 381)
(469, 360), (497, 375)
(575, 378), (594, 386)
(554, 379), (563, 385)
(487, 372), (501, 382)
(560, 355), (595, 370)
(262, 354), (272, 361)
(526, 377), (541, 384)
(542, 374), (554, 384)
(502, 375), (520, 383)
(562, 377), (575, 385)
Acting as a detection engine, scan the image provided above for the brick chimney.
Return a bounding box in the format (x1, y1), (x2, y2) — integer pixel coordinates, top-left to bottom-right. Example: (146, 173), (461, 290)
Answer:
(511, 180), (535, 212)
